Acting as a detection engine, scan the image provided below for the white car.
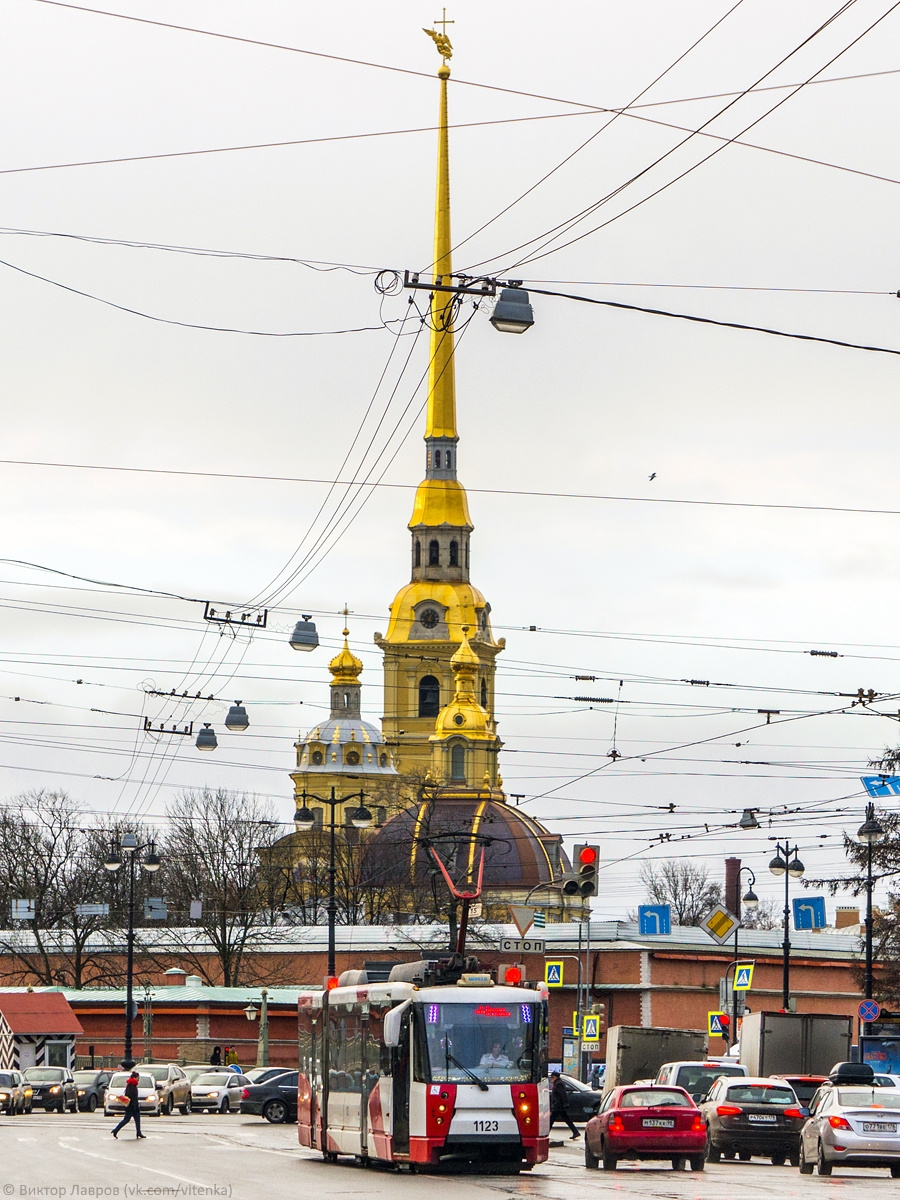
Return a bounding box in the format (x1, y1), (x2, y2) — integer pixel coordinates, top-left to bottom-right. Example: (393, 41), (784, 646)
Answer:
(104, 1072), (161, 1117)
(874, 1074), (900, 1088)
(190, 1072), (251, 1113)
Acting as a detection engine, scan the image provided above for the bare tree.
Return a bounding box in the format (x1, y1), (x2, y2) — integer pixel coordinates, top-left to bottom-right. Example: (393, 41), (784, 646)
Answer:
(639, 858), (724, 926)
(0, 791), (156, 987)
(137, 788), (285, 986)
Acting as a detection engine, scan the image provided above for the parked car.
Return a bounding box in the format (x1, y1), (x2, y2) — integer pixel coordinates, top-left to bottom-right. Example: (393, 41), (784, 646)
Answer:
(769, 1074), (827, 1107)
(190, 1071), (252, 1113)
(585, 1084), (706, 1172)
(244, 1067), (293, 1085)
(701, 1076), (804, 1165)
(73, 1069), (112, 1113)
(0, 1070), (30, 1114)
(240, 1071), (298, 1123)
(104, 1071), (162, 1117)
(799, 1083), (900, 1176)
(874, 1074), (900, 1088)
(133, 1063), (192, 1115)
(22, 1067), (78, 1113)
(557, 1073), (604, 1122)
(655, 1060), (748, 1102)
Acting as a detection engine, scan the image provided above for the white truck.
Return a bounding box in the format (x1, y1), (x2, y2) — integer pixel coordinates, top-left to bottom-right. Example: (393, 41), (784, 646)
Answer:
(738, 1011), (852, 1077)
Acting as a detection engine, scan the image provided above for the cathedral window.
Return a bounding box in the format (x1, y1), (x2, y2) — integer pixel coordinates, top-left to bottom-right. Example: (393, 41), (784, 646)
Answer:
(428, 540), (440, 566)
(311, 750), (324, 766)
(379, 753), (388, 767)
(449, 540), (459, 567)
(450, 742), (466, 781)
(435, 450), (442, 467)
(345, 749), (361, 766)
(418, 675), (440, 717)
(414, 539), (421, 567)
(343, 692), (350, 708)
(446, 452), (452, 469)
(481, 678), (488, 708)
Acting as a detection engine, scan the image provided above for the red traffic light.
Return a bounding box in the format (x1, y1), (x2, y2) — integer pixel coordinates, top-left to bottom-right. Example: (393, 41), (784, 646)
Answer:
(504, 966), (523, 985)
(325, 975), (340, 990)
(578, 846), (598, 865)
(719, 1013), (730, 1027)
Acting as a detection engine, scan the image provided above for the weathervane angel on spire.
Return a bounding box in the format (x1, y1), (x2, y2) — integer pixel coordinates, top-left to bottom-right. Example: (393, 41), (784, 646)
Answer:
(423, 8), (453, 61)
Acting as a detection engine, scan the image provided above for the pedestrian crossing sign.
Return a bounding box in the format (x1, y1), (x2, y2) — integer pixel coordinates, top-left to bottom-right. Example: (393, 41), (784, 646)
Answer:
(708, 1011), (727, 1037)
(545, 961), (564, 987)
(583, 1015), (600, 1041)
(734, 963), (754, 991)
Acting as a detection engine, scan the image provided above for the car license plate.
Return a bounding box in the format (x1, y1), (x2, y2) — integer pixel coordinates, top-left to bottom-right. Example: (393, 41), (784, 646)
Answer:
(863, 1122), (898, 1133)
(748, 1115), (777, 1123)
(642, 1118), (675, 1128)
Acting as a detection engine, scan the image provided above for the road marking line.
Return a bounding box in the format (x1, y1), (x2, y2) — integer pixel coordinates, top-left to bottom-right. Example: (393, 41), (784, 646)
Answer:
(63, 1143), (213, 1187)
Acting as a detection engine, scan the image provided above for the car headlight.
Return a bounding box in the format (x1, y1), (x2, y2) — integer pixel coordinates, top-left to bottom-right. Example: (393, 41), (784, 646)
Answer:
(77, 1090), (85, 1095)
(24, 1088), (32, 1096)
(49, 1086), (60, 1094)
(0, 1092), (9, 1100)
(207, 1092), (218, 1098)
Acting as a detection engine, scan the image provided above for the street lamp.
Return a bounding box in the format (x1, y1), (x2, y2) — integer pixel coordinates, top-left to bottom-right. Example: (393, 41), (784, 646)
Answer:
(857, 803), (884, 1000)
(104, 835), (162, 1068)
(243, 987), (269, 1066)
(293, 786), (372, 977)
(768, 840), (805, 1011)
(726, 867), (759, 1049)
(490, 287), (535, 333)
(289, 615), (319, 651)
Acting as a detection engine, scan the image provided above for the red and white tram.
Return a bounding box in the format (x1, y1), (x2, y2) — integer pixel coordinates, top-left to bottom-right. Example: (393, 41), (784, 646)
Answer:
(297, 957), (550, 1172)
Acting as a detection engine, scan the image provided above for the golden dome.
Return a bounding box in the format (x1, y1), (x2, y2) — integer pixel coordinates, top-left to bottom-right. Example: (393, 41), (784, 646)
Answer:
(329, 628), (363, 683)
(432, 626), (494, 742)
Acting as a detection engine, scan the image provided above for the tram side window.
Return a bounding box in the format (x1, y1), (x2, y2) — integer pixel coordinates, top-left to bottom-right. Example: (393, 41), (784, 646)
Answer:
(298, 1006), (321, 1084)
(328, 1007), (363, 1093)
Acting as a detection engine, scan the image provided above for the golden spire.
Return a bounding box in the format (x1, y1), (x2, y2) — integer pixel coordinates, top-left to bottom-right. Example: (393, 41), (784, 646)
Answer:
(423, 17), (456, 442)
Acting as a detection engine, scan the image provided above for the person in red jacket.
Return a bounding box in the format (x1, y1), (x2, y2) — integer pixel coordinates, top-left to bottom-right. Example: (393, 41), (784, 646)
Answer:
(112, 1071), (146, 1140)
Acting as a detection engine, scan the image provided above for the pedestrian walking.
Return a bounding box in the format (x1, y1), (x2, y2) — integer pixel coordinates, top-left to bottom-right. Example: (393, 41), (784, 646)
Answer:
(111, 1070), (146, 1140)
(548, 1071), (580, 1139)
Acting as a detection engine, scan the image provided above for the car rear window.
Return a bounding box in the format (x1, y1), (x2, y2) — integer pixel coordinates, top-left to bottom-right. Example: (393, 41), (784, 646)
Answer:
(620, 1090), (689, 1108)
(726, 1085), (795, 1105)
(837, 1090), (900, 1110)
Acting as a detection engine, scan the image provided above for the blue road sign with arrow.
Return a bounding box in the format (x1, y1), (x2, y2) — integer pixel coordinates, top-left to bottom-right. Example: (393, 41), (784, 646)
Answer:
(861, 775), (900, 798)
(638, 904), (671, 935)
(793, 896), (826, 930)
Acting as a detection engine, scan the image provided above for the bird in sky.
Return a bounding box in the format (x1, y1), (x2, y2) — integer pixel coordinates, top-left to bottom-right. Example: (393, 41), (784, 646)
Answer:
(648, 472), (657, 481)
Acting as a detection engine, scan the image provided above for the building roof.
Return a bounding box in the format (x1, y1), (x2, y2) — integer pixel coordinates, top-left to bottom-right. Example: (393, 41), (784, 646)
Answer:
(0, 990), (83, 1035)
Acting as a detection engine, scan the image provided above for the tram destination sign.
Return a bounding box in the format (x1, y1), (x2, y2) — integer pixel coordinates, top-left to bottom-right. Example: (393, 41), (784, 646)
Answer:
(499, 936), (546, 954)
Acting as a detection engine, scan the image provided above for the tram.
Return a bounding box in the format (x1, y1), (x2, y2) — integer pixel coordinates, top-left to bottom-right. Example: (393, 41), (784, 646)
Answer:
(297, 955), (550, 1172)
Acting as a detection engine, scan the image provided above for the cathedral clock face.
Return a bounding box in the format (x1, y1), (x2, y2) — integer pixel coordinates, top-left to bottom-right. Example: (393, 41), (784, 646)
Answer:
(420, 608), (440, 629)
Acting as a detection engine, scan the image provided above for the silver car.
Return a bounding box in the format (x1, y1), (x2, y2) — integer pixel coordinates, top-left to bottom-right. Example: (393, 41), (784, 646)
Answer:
(799, 1085), (900, 1176)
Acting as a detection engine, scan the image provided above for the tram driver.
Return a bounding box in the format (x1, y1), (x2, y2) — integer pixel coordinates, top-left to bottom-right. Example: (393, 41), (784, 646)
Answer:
(479, 1041), (512, 1070)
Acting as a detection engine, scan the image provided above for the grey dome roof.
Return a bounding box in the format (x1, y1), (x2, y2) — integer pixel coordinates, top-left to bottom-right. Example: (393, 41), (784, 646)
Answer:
(296, 717), (397, 777)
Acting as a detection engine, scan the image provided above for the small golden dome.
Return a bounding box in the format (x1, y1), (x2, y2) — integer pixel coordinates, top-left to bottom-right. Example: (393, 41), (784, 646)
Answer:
(432, 627), (494, 741)
(329, 627), (363, 683)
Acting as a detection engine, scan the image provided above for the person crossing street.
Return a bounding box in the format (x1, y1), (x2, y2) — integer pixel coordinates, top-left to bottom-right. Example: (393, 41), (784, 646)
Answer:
(549, 1071), (580, 1139)
(111, 1070), (146, 1140)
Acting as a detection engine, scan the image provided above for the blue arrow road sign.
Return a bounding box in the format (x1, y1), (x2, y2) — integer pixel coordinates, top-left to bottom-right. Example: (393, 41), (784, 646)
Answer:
(638, 904), (672, 935)
(793, 896), (826, 930)
(859, 999), (881, 1023)
(861, 775), (900, 798)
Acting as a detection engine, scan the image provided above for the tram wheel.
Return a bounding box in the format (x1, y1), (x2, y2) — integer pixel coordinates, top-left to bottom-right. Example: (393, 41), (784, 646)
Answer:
(323, 1151), (338, 1164)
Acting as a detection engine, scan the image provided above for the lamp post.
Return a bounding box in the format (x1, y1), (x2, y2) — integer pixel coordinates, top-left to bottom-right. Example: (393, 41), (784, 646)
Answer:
(293, 787), (372, 978)
(142, 981), (153, 1063)
(104, 834), (161, 1068)
(768, 840), (805, 1011)
(243, 987), (269, 1066)
(727, 868), (759, 1049)
(857, 804), (884, 1000)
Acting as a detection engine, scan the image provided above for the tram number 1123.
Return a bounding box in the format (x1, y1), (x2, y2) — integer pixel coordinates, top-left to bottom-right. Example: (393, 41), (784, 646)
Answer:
(474, 1120), (500, 1132)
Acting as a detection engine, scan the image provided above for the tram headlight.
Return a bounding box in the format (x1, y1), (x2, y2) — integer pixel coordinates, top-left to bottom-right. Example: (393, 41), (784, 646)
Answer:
(435, 1116), (443, 1125)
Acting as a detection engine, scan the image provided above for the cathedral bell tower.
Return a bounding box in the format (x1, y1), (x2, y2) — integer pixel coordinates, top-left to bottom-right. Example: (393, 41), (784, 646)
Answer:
(375, 29), (504, 781)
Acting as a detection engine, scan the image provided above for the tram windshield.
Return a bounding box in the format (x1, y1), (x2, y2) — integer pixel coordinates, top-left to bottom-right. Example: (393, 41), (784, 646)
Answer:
(417, 1000), (538, 1084)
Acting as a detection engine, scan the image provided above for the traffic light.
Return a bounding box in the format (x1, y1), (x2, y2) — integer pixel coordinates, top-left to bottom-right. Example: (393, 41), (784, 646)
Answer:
(590, 1001), (606, 1032)
(571, 844), (599, 896)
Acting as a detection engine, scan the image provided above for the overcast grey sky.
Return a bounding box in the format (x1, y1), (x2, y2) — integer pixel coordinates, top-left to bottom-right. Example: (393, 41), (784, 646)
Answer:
(1, 0), (899, 919)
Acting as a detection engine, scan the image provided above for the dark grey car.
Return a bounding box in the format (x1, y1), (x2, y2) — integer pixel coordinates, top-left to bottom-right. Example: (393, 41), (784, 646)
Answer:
(0, 1071), (29, 1114)
(558, 1073), (604, 1122)
(73, 1069), (112, 1112)
(23, 1067), (78, 1112)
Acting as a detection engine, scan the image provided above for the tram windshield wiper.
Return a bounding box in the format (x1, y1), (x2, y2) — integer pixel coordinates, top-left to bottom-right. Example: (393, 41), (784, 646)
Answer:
(445, 1048), (489, 1092)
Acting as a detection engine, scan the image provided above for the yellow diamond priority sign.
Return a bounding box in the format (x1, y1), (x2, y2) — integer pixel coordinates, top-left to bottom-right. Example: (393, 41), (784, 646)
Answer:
(700, 904), (740, 946)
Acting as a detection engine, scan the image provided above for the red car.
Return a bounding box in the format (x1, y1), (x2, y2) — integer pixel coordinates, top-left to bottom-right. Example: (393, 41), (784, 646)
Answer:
(584, 1085), (707, 1172)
